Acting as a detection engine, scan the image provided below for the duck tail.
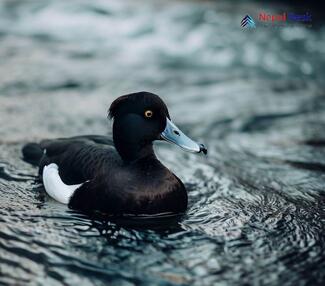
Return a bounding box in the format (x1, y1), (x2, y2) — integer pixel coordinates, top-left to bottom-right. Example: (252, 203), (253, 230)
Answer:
(22, 143), (44, 166)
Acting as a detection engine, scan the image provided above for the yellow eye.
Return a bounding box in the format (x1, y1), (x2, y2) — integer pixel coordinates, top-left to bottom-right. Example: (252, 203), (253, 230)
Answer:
(144, 110), (153, 118)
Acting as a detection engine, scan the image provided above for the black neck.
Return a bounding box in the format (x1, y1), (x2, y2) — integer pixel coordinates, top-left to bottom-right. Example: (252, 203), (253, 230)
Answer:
(113, 138), (155, 162)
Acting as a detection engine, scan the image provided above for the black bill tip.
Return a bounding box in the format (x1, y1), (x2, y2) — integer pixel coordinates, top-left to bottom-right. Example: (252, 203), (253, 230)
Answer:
(199, 144), (207, 155)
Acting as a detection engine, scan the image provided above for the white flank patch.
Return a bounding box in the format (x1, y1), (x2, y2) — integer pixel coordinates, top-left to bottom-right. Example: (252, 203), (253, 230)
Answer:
(42, 163), (84, 204)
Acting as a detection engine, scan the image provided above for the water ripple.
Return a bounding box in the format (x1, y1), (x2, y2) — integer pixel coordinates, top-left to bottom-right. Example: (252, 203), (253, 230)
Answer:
(0, 0), (325, 285)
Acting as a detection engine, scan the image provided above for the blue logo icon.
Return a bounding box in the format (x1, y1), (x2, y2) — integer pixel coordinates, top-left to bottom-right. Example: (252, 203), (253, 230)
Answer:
(241, 15), (256, 28)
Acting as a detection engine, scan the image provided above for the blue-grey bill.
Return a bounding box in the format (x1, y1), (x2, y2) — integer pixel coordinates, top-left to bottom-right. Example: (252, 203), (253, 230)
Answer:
(160, 118), (207, 154)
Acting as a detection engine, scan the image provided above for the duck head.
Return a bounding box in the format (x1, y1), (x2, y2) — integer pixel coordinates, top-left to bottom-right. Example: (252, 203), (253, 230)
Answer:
(109, 91), (207, 161)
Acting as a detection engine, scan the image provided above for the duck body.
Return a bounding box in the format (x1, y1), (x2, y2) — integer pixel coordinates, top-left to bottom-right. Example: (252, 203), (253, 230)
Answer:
(38, 135), (186, 214)
(23, 92), (205, 216)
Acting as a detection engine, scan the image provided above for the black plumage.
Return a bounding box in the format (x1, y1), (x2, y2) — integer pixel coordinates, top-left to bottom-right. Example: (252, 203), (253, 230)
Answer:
(22, 92), (188, 215)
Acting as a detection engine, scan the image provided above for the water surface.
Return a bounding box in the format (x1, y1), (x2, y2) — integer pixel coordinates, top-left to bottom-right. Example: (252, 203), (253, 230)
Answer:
(0, 0), (325, 285)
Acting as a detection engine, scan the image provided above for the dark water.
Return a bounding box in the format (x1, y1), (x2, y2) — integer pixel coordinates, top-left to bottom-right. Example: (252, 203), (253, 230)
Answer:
(1, 0), (325, 285)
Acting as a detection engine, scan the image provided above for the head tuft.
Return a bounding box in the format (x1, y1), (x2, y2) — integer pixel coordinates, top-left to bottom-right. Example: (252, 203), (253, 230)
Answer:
(108, 94), (129, 119)
(108, 91), (169, 119)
